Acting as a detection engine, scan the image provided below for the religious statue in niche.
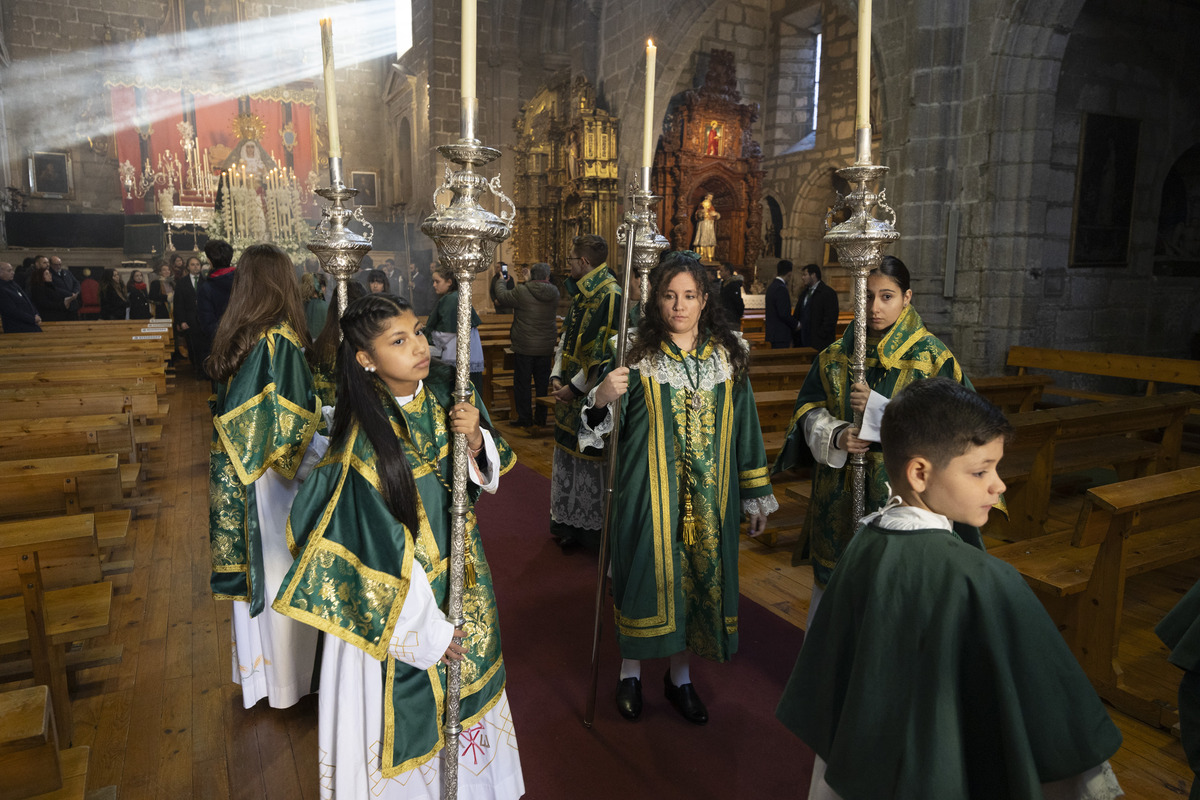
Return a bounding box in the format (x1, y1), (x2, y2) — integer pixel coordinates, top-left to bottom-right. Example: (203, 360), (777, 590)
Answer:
(706, 121), (722, 156)
(693, 193), (720, 262)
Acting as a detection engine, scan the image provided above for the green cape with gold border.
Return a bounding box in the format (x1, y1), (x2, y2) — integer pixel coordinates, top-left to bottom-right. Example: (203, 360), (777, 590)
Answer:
(274, 376), (516, 777)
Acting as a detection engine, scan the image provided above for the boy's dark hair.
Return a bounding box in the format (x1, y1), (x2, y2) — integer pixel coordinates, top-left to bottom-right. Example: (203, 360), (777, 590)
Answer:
(204, 239), (234, 270)
(776, 259), (793, 276)
(881, 378), (1012, 476)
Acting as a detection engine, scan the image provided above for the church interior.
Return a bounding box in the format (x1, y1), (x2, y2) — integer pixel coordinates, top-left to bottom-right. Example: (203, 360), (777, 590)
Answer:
(2, 0), (1200, 796)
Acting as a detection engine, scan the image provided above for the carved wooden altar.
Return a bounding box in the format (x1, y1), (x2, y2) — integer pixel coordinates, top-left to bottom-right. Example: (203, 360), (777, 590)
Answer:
(511, 75), (619, 274)
(652, 50), (764, 278)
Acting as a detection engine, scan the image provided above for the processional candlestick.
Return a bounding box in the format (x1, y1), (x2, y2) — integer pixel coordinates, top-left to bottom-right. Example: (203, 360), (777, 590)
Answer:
(307, 19), (373, 322)
(824, 0), (899, 524)
(420, 91), (515, 800)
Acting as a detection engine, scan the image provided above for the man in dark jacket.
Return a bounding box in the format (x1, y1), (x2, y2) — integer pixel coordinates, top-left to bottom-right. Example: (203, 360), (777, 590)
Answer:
(49, 256), (81, 319)
(195, 239), (235, 379)
(492, 261), (560, 428)
(792, 263), (839, 351)
(173, 256), (204, 374)
(765, 259), (798, 348)
(719, 262), (745, 329)
(0, 261), (42, 332)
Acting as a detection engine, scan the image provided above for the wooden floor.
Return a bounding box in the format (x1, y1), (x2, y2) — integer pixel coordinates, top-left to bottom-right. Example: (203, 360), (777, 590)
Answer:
(37, 375), (1196, 797)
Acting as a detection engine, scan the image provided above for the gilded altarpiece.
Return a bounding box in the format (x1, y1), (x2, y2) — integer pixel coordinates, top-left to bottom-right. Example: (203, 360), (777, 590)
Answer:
(653, 50), (764, 278)
(512, 76), (619, 274)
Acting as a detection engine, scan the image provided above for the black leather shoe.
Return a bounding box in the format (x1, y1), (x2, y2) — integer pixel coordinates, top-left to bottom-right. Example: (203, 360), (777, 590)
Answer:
(616, 677), (642, 720)
(664, 672), (708, 724)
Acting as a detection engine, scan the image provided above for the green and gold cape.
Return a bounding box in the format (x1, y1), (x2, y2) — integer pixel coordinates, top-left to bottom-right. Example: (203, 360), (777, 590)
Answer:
(209, 322), (322, 614)
(555, 262), (620, 459)
(604, 337), (774, 661)
(771, 305), (970, 587)
(274, 378), (516, 777)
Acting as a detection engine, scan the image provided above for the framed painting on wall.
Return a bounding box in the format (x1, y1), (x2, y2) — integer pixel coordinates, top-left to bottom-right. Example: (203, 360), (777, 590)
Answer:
(352, 171), (378, 207)
(1069, 113), (1140, 268)
(29, 151), (73, 199)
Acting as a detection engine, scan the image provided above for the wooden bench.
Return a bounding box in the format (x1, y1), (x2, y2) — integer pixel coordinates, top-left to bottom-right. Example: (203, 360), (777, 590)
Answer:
(989, 466), (1200, 729)
(0, 384), (161, 422)
(0, 365), (168, 395)
(748, 363), (811, 392)
(746, 346), (819, 366)
(0, 685), (66, 799)
(1008, 345), (1200, 404)
(0, 532), (117, 744)
(0, 455), (134, 519)
(0, 414), (152, 464)
(987, 392), (1198, 540)
(756, 389), (803, 433)
(972, 374), (1053, 414)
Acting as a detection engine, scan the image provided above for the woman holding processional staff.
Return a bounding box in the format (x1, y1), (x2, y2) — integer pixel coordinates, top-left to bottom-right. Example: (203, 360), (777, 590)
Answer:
(771, 255), (974, 625)
(583, 251), (777, 724)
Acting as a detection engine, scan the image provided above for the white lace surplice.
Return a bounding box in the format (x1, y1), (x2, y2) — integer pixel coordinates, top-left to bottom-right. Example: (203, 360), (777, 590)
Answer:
(550, 447), (605, 531)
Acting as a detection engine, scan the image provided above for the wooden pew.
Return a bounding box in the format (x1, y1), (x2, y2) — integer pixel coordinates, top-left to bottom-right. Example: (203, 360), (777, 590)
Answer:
(0, 383), (163, 422)
(0, 414), (155, 464)
(746, 346), (819, 366)
(748, 363), (811, 392)
(988, 392), (1199, 540)
(0, 455), (137, 519)
(0, 364), (168, 395)
(756, 389), (803, 433)
(0, 685), (63, 798)
(972, 374), (1053, 414)
(1008, 345), (1200, 403)
(989, 466), (1200, 729)
(0, 528), (117, 745)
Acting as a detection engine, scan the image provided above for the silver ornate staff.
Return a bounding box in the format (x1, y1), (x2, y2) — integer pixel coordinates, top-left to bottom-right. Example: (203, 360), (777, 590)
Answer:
(823, 0), (899, 524)
(420, 95), (514, 798)
(307, 157), (374, 319)
(583, 167), (669, 728)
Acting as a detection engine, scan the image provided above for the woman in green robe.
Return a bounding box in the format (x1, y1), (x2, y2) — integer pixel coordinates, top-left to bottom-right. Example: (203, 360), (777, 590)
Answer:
(274, 294), (524, 799)
(585, 252), (777, 725)
(207, 244), (324, 709)
(771, 255), (970, 620)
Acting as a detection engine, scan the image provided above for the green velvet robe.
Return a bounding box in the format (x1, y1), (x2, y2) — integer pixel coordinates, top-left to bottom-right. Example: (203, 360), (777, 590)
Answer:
(599, 337), (774, 661)
(777, 520), (1122, 799)
(554, 262), (620, 459)
(209, 322), (321, 614)
(274, 379), (516, 777)
(425, 289), (482, 334)
(771, 305), (969, 587)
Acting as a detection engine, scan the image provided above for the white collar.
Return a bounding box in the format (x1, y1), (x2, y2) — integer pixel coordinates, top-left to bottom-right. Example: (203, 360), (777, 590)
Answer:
(394, 379), (424, 406)
(860, 487), (953, 532)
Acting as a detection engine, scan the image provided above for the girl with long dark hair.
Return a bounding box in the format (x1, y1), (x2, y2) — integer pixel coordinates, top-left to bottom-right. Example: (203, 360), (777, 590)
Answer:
(207, 243), (324, 710)
(27, 262), (73, 321)
(426, 267), (485, 393)
(585, 251), (777, 725)
(772, 254), (975, 625)
(275, 293), (524, 799)
(126, 268), (152, 319)
(98, 267), (129, 320)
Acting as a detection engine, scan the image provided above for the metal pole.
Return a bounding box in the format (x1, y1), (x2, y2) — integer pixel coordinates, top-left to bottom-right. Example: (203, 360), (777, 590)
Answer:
(420, 95), (514, 799)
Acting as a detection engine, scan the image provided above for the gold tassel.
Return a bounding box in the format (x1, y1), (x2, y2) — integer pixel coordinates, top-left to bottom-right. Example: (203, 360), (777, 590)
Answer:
(465, 560), (477, 588)
(682, 494), (697, 545)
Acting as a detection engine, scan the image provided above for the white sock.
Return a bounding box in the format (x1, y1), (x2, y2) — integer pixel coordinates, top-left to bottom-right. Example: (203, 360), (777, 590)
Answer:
(669, 652), (691, 686)
(620, 658), (641, 681)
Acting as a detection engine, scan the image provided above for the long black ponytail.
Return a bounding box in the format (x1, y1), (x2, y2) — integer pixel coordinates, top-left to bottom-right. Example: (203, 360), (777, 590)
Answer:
(332, 293), (420, 533)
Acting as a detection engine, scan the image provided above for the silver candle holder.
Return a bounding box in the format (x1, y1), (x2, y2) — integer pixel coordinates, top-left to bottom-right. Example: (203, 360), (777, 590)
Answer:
(616, 167), (670, 308)
(823, 155), (900, 524)
(307, 157), (374, 319)
(419, 96), (513, 800)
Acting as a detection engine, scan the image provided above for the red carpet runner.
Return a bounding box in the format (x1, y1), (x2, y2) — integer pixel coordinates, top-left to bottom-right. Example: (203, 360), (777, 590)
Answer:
(475, 463), (815, 798)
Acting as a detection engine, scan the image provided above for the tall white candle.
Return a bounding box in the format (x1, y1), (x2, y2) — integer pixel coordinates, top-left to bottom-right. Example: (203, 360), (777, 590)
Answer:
(642, 39), (656, 170)
(320, 18), (342, 158)
(856, 0), (870, 131)
(461, 0), (476, 100)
